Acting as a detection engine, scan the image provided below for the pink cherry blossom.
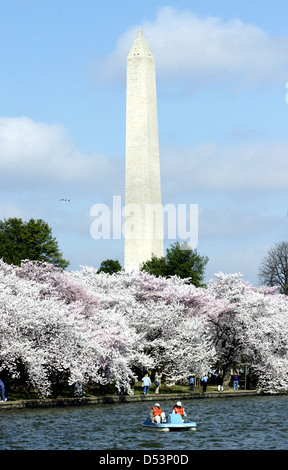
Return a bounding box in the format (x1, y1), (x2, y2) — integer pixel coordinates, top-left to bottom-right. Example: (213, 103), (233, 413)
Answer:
(0, 261), (287, 396)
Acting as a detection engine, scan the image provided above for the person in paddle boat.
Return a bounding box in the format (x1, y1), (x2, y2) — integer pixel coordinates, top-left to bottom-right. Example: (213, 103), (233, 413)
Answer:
(172, 401), (187, 422)
(150, 403), (166, 423)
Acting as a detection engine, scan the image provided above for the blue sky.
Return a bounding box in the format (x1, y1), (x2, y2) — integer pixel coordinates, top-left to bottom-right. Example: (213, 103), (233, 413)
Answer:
(1, 0), (288, 285)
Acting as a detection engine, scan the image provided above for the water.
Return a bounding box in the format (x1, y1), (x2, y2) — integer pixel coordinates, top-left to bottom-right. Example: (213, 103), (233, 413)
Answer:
(0, 395), (287, 450)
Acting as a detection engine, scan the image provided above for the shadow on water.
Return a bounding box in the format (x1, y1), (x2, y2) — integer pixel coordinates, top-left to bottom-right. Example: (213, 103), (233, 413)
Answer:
(0, 395), (287, 450)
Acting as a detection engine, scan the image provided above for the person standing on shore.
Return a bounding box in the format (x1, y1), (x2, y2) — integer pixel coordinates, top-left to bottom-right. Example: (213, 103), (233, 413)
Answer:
(232, 372), (239, 391)
(216, 374), (223, 392)
(201, 375), (208, 392)
(189, 376), (194, 391)
(154, 370), (162, 394)
(142, 373), (152, 395)
(0, 379), (7, 402)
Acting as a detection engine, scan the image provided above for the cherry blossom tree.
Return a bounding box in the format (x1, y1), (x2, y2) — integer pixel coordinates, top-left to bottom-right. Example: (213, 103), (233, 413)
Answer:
(208, 272), (288, 392)
(70, 267), (229, 384)
(1, 260), (150, 396)
(1, 259), (287, 396)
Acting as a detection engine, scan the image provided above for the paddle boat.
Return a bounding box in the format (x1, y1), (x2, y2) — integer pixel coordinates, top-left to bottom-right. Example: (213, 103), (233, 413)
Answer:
(142, 413), (197, 432)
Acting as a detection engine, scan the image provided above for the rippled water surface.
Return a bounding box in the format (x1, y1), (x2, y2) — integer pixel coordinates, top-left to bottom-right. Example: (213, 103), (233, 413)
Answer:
(0, 395), (287, 450)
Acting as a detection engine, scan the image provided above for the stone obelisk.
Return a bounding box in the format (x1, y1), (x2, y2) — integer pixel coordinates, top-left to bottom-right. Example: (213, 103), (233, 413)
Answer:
(124, 28), (164, 271)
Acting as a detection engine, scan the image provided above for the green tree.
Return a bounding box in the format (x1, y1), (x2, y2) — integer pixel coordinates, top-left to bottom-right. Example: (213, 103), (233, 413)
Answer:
(141, 241), (208, 287)
(139, 254), (168, 278)
(97, 259), (122, 274)
(0, 218), (69, 268)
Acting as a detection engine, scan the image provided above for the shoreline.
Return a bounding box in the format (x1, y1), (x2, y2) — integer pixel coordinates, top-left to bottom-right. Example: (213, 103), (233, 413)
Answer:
(0, 389), (286, 410)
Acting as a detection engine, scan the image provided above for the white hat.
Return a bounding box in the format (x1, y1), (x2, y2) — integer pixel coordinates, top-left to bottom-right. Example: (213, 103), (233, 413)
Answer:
(155, 403), (160, 407)
(176, 401), (182, 406)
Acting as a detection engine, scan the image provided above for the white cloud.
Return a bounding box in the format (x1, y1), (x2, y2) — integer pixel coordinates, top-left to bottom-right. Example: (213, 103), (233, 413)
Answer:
(0, 116), (125, 270)
(161, 140), (288, 196)
(96, 7), (288, 89)
(0, 116), (123, 195)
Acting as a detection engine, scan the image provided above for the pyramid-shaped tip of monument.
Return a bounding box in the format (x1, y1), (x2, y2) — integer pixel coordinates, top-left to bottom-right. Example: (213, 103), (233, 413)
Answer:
(128, 27), (153, 58)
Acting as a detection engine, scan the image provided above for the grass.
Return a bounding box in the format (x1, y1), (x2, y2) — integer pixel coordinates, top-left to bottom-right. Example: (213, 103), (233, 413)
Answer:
(133, 382), (224, 395)
(4, 379), (249, 401)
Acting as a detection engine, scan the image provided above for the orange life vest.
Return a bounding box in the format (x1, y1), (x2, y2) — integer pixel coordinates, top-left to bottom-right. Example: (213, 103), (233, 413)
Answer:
(151, 406), (162, 416)
(173, 406), (184, 416)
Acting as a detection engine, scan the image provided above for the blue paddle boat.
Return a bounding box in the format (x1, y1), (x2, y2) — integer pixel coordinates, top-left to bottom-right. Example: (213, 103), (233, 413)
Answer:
(142, 413), (197, 432)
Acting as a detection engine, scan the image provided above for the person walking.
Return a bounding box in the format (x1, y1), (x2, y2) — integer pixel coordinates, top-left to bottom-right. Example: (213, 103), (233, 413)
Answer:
(142, 373), (152, 395)
(0, 379), (7, 402)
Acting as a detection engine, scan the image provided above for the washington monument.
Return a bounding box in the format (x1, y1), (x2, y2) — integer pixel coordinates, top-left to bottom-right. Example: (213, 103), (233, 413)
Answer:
(124, 28), (164, 271)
